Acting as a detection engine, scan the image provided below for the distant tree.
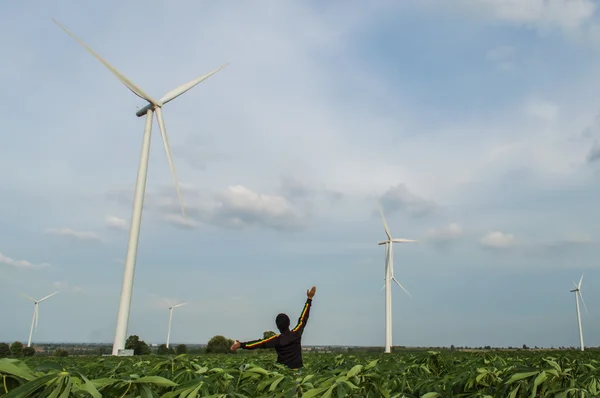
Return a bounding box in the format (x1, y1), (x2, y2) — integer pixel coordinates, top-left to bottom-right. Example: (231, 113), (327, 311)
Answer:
(23, 347), (36, 357)
(206, 335), (235, 354)
(522, 344), (529, 350)
(188, 346), (205, 355)
(176, 344), (188, 355)
(157, 344), (170, 355)
(10, 342), (24, 357)
(54, 348), (69, 357)
(450, 345), (455, 352)
(0, 343), (10, 358)
(263, 331), (277, 339)
(125, 335), (151, 356)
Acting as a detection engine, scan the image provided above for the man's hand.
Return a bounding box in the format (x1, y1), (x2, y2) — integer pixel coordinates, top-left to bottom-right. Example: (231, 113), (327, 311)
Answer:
(307, 286), (316, 299)
(230, 340), (241, 351)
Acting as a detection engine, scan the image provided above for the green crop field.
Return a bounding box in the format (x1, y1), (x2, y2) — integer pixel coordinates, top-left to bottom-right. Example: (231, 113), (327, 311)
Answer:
(2, 350), (600, 397)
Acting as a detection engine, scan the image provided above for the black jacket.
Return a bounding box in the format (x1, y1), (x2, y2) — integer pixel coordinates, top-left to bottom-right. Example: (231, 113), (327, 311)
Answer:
(240, 298), (312, 369)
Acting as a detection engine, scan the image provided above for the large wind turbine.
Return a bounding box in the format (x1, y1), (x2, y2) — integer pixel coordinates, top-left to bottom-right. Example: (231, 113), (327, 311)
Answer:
(166, 301), (188, 349)
(23, 291), (60, 347)
(53, 19), (227, 356)
(376, 200), (416, 354)
(570, 274), (588, 351)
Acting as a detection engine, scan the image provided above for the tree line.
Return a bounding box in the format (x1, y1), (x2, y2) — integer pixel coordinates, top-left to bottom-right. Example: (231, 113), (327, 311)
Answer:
(0, 331), (278, 358)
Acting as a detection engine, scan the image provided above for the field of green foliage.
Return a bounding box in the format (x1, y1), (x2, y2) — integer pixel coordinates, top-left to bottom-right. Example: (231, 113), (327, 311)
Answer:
(2, 350), (600, 397)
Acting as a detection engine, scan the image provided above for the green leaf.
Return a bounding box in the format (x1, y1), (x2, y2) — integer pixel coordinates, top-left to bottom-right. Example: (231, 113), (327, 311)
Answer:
(301, 387), (327, 398)
(0, 360), (35, 381)
(3, 374), (57, 398)
(364, 360), (379, 370)
(531, 371), (547, 398)
(346, 365), (362, 378)
(131, 375), (178, 387)
(505, 371), (539, 384)
(245, 367), (269, 376)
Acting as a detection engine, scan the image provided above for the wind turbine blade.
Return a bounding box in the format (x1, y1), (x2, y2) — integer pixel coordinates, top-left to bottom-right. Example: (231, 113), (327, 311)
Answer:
(165, 298), (173, 308)
(155, 107), (186, 218)
(159, 64), (228, 104)
(376, 199), (392, 240)
(38, 291), (59, 302)
(391, 277), (412, 298)
(391, 238), (418, 243)
(22, 294), (36, 302)
(578, 274), (584, 290)
(579, 291), (588, 314)
(52, 19), (160, 106)
(173, 302), (188, 308)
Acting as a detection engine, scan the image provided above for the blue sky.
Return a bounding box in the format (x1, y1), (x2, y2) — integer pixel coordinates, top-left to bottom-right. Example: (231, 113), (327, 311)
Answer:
(2, 0), (600, 349)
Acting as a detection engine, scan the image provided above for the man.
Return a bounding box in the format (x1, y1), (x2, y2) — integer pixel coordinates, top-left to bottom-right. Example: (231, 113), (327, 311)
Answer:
(230, 286), (316, 369)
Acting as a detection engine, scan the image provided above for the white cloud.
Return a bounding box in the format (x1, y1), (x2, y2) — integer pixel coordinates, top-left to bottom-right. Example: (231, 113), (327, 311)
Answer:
(105, 216), (128, 230)
(45, 227), (104, 243)
(425, 223), (464, 244)
(524, 99), (559, 124)
(478, 231), (592, 253)
(379, 184), (436, 218)
(480, 231), (516, 249)
(0, 251), (50, 269)
(461, 0), (596, 31)
(138, 184), (310, 231)
(486, 45), (516, 71)
(586, 140), (600, 163)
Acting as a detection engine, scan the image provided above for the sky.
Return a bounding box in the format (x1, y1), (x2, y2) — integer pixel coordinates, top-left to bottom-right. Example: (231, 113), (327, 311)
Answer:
(2, 0), (600, 349)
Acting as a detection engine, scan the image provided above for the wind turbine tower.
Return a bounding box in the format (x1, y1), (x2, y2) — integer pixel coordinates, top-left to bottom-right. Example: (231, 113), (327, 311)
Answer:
(23, 291), (60, 347)
(166, 301), (188, 349)
(52, 20), (227, 355)
(570, 274), (588, 351)
(376, 200), (417, 353)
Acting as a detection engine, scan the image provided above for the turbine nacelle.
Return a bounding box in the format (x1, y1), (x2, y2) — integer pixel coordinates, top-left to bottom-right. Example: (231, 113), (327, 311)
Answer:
(168, 302), (188, 311)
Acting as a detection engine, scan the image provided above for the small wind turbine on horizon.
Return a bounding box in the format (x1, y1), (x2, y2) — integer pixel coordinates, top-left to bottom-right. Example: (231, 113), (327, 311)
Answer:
(23, 291), (60, 347)
(166, 301), (188, 349)
(52, 19), (227, 356)
(376, 197), (417, 354)
(570, 274), (588, 351)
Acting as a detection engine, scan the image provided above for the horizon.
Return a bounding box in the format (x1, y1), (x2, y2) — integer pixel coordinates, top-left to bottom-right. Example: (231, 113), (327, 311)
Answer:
(2, 1), (600, 350)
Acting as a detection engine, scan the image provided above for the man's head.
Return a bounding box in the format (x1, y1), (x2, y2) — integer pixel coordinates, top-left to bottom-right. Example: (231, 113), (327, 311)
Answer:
(276, 313), (290, 332)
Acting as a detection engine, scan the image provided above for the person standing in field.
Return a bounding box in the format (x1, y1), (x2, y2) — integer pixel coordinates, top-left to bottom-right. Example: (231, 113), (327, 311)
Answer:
(230, 286), (316, 370)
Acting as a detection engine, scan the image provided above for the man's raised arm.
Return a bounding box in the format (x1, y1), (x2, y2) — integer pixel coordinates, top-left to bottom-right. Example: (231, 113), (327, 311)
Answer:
(231, 334), (280, 351)
(292, 286), (316, 335)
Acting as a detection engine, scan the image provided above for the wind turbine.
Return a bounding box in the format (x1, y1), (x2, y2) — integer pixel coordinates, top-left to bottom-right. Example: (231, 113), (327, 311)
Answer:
(166, 301), (188, 349)
(570, 274), (588, 351)
(23, 291), (60, 347)
(52, 19), (227, 356)
(376, 200), (417, 354)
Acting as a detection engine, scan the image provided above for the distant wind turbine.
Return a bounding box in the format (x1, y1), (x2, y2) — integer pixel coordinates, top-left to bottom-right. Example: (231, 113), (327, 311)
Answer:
(376, 198), (417, 354)
(23, 291), (60, 347)
(166, 301), (188, 349)
(52, 19), (227, 356)
(570, 274), (588, 351)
